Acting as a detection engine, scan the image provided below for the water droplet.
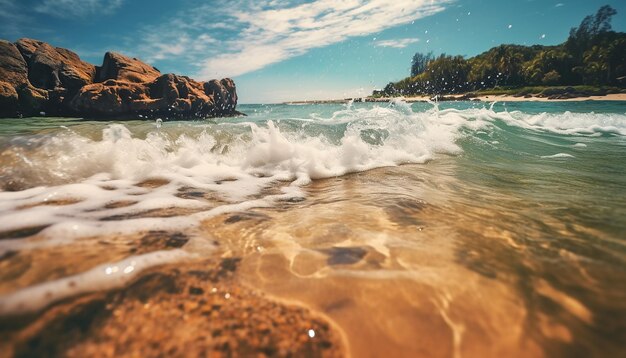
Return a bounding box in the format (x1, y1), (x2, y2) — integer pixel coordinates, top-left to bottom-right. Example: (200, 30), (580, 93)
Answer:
(155, 118), (163, 128)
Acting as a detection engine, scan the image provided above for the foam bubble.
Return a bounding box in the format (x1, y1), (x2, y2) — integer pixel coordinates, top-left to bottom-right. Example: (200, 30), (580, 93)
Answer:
(0, 249), (193, 315)
(498, 110), (626, 136)
(541, 153), (575, 159)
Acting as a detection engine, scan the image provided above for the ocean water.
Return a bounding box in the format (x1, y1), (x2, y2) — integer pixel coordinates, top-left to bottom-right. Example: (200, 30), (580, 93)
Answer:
(0, 100), (625, 356)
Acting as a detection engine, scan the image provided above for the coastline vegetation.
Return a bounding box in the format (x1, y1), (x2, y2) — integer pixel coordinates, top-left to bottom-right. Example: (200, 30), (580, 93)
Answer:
(375, 5), (626, 98)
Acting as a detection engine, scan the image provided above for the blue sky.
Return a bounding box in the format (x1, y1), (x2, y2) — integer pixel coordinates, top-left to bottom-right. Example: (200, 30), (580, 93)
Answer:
(1, 0), (625, 103)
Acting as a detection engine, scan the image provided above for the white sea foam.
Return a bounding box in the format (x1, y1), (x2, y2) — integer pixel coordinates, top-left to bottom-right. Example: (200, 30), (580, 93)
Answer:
(495, 110), (626, 136)
(541, 153), (575, 159)
(0, 103), (471, 280)
(0, 249), (193, 315)
(2, 104), (625, 241)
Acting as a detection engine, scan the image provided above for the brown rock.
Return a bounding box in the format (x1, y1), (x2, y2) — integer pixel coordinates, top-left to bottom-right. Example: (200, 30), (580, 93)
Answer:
(0, 81), (19, 117)
(0, 38), (239, 119)
(0, 40), (29, 86)
(13, 38), (39, 62)
(17, 85), (49, 115)
(69, 80), (148, 116)
(97, 52), (160, 83)
(70, 73), (237, 119)
(204, 78), (238, 112)
(149, 74), (214, 115)
(16, 38), (96, 93)
(0, 40), (29, 117)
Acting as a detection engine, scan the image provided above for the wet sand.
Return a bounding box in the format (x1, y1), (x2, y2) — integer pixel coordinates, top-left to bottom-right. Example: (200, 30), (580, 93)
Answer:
(0, 256), (345, 357)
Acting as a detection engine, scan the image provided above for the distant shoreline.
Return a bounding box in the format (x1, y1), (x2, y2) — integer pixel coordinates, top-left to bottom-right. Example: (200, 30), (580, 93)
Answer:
(284, 93), (626, 105)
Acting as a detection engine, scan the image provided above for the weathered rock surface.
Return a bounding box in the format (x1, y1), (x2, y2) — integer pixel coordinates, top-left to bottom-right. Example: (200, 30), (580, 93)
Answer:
(0, 81), (19, 116)
(0, 40), (28, 86)
(205, 78), (238, 113)
(97, 51), (160, 84)
(0, 40), (29, 117)
(0, 38), (239, 119)
(16, 38), (96, 92)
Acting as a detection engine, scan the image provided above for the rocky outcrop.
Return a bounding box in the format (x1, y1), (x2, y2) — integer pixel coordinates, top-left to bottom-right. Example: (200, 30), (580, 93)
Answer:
(0, 40), (29, 117)
(97, 52), (160, 83)
(0, 40), (28, 85)
(0, 38), (239, 119)
(16, 38), (96, 92)
(0, 81), (19, 116)
(69, 74), (225, 118)
(205, 78), (238, 113)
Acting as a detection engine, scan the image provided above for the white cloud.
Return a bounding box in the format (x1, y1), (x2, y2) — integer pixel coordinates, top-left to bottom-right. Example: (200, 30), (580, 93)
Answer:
(0, 0), (19, 20)
(201, 0), (450, 78)
(555, 3), (564, 7)
(131, 28), (219, 63)
(374, 38), (420, 48)
(128, 0), (452, 79)
(35, 0), (124, 18)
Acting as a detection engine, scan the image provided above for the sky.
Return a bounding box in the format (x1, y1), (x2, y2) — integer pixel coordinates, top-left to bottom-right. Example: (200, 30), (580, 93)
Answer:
(1, 0), (625, 103)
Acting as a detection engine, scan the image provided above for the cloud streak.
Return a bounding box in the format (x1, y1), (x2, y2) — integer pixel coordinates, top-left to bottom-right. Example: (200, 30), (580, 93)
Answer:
(0, 0), (31, 36)
(199, 0), (450, 78)
(374, 38), (420, 48)
(128, 0), (452, 79)
(35, 0), (124, 18)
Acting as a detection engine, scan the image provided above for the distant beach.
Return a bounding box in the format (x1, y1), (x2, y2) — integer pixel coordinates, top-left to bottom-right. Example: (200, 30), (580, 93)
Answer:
(284, 92), (626, 105)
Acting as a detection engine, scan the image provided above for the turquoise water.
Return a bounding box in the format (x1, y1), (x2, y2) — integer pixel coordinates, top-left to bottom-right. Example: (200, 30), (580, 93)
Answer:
(0, 100), (625, 356)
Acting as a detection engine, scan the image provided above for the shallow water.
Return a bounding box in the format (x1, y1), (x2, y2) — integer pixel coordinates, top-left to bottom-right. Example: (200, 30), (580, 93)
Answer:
(0, 100), (625, 356)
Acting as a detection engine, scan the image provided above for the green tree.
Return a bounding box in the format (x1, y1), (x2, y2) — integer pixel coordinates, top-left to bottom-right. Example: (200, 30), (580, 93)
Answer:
(542, 70), (561, 85)
(411, 52), (434, 77)
(566, 5), (617, 59)
(424, 55), (470, 93)
(522, 49), (574, 85)
(374, 5), (625, 97)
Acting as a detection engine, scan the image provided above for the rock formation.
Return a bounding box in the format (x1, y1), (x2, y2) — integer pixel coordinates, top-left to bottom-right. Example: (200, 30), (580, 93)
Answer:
(0, 38), (239, 119)
(97, 51), (160, 83)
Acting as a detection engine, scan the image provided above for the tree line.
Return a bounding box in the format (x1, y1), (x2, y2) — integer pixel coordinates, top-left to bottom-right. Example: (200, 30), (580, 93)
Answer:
(378, 5), (626, 96)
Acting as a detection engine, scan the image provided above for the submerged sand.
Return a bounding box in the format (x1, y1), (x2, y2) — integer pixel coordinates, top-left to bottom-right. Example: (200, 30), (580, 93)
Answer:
(0, 255), (345, 357)
(2, 161), (626, 357)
